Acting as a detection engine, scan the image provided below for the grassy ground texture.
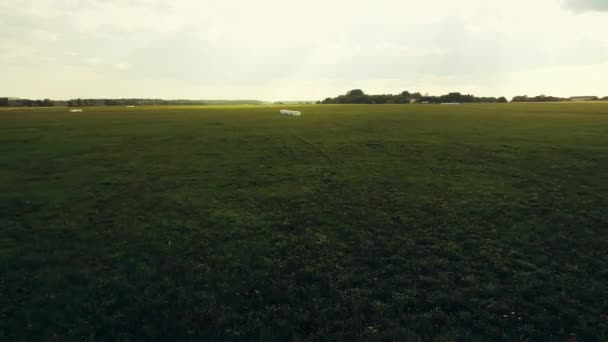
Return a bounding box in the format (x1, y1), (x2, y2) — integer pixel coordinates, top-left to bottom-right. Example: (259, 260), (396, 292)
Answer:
(1, 103), (607, 341)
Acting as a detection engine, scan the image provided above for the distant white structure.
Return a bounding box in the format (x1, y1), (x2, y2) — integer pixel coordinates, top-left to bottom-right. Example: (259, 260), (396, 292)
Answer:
(70, 109), (83, 112)
(126, 105), (135, 108)
(280, 109), (301, 116)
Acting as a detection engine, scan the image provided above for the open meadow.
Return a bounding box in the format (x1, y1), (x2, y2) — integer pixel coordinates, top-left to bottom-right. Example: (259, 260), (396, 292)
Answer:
(1, 103), (607, 341)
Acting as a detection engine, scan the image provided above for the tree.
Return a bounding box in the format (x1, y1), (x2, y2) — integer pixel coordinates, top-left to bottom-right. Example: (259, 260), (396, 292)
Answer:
(512, 95), (528, 102)
(497, 97), (508, 103)
(411, 92), (422, 101)
(346, 89), (365, 96)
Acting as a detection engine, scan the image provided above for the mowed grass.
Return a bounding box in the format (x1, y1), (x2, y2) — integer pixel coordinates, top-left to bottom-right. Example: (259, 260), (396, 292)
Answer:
(1, 104), (607, 341)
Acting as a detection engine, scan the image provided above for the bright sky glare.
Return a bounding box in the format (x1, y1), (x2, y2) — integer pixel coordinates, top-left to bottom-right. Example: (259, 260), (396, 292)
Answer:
(1, 0), (607, 100)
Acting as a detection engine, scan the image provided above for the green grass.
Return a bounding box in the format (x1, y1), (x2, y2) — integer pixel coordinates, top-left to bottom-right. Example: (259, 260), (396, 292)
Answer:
(1, 104), (607, 341)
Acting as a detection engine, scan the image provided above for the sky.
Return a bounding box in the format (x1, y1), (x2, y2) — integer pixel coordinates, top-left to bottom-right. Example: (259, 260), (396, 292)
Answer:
(1, 0), (608, 101)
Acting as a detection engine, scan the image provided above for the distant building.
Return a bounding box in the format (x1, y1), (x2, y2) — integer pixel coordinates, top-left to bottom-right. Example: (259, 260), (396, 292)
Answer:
(0, 97), (20, 106)
(569, 96), (598, 102)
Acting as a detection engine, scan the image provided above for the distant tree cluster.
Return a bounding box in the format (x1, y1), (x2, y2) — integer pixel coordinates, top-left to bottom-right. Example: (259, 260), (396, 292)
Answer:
(67, 98), (211, 106)
(65, 99), (268, 106)
(322, 89), (419, 104)
(0, 98), (56, 107)
(511, 95), (568, 102)
(321, 90), (508, 104)
(511, 95), (608, 102)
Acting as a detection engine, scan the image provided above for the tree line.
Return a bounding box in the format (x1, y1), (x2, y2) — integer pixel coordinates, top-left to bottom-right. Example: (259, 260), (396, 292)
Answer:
(3, 93), (608, 107)
(66, 99), (211, 106)
(320, 90), (608, 104)
(0, 98), (58, 107)
(320, 90), (508, 104)
(64, 99), (268, 106)
(511, 95), (608, 102)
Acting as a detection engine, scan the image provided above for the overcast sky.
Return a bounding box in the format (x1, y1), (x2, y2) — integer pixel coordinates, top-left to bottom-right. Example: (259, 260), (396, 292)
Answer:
(1, 0), (608, 100)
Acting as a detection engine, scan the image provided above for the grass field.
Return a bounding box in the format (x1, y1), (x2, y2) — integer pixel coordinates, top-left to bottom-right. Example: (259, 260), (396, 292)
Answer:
(1, 103), (607, 341)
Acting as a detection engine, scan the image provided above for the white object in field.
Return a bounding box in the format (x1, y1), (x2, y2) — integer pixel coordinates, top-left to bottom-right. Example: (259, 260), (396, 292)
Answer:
(126, 105), (135, 108)
(70, 109), (83, 112)
(280, 109), (301, 116)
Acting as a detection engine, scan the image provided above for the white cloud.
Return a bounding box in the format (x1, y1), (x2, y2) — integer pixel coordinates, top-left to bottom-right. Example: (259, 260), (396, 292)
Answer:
(1, 0), (607, 100)
(86, 57), (103, 64)
(114, 63), (130, 71)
